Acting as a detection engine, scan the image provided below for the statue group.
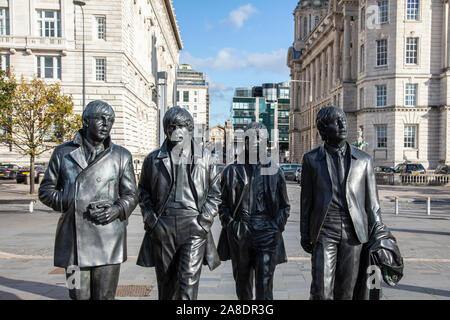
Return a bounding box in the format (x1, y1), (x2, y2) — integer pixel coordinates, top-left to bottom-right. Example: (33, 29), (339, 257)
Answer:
(39, 102), (403, 300)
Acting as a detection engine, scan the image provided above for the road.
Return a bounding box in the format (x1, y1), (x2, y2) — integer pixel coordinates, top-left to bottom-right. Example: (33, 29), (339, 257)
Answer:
(0, 181), (449, 300)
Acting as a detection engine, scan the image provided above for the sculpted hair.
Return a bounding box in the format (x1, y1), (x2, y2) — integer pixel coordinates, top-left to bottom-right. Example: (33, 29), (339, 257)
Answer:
(163, 106), (195, 133)
(316, 105), (346, 141)
(82, 100), (115, 127)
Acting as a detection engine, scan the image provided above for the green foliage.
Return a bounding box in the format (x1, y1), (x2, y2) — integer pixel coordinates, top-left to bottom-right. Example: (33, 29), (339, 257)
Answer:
(0, 74), (81, 158)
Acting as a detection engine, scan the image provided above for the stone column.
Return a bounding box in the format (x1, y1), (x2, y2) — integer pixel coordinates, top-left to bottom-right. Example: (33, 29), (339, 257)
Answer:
(442, 1), (448, 69)
(316, 58), (320, 100)
(343, 16), (352, 82)
(327, 45), (333, 93)
(333, 30), (341, 85)
(447, 1), (450, 68)
(321, 52), (326, 97)
(351, 17), (358, 80)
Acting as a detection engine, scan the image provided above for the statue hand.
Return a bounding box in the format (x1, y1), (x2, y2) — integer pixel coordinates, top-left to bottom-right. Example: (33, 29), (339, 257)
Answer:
(301, 238), (313, 254)
(91, 204), (121, 225)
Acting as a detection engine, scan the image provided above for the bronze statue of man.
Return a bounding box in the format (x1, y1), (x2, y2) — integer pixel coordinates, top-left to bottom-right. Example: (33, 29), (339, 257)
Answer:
(217, 122), (290, 300)
(136, 106), (221, 300)
(39, 100), (138, 300)
(300, 105), (401, 300)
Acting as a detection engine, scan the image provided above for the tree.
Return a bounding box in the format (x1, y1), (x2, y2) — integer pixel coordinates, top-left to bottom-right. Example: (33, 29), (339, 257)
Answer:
(0, 75), (81, 194)
(0, 70), (16, 150)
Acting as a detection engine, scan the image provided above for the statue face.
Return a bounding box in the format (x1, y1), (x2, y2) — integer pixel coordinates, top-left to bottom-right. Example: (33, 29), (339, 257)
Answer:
(85, 112), (114, 143)
(324, 110), (347, 144)
(166, 123), (190, 145)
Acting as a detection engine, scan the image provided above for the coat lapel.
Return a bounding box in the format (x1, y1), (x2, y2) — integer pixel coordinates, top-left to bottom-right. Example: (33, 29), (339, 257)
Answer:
(69, 147), (88, 170)
(317, 144), (332, 189)
(157, 140), (172, 182)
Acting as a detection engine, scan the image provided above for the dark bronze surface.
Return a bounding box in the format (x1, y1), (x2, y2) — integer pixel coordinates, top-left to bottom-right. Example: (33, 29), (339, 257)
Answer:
(39, 100), (138, 300)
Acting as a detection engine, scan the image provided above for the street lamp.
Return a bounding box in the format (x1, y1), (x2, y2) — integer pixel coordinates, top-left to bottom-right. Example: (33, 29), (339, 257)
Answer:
(73, 1), (86, 111)
(290, 79), (314, 150)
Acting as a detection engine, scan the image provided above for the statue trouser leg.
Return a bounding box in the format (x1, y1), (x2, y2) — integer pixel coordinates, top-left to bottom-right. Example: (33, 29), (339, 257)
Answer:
(66, 264), (120, 300)
(228, 230), (254, 300)
(310, 214), (362, 300)
(151, 215), (207, 300)
(254, 250), (277, 300)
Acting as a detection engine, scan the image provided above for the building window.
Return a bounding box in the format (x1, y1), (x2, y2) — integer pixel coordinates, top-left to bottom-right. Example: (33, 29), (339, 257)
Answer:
(176, 91), (180, 102)
(303, 17), (308, 38)
(96, 16), (106, 40)
(406, 37), (418, 64)
(183, 91), (189, 102)
(194, 91), (198, 96)
(376, 85), (387, 107)
(404, 125), (417, 148)
(360, 88), (364, 109)
(405, 84), (418, 106)
(95, 58), (106, 81)
(194, 105), (198, 111)
(0, 54), (9, 71)
(314, 16), (320, 28)
(360, 45), (365, 72)
(37, 56), (61, 80)
(378, 0), (389, 24)
(376, 126), (387, 148)
(360, 7), (365, 30)
(376, 39), (388, 66)
(193, 113), (197, 118)
(0, 7), (10, 35)
(407, 0), (419, 21)
(37, 10), (61, 37)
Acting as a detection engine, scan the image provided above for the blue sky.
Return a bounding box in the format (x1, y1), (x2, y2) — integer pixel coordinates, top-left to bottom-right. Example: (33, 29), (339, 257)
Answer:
(172, 0), (299, 127)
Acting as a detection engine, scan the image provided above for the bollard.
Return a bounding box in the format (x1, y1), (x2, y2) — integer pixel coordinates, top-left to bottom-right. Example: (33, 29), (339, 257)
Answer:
(427, 197), (431, 216)
(29, 200), (36, 214)
(395, 197), (399, 215)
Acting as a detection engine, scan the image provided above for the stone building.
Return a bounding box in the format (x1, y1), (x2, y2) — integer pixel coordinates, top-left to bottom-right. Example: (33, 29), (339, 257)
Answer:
(176, 64), (210, 143)
(0, 0), (182, 165)
(287, 0), (450, 169)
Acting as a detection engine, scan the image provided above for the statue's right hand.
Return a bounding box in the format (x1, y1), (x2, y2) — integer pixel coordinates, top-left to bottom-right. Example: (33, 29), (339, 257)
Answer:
(301, 238), (313, 254)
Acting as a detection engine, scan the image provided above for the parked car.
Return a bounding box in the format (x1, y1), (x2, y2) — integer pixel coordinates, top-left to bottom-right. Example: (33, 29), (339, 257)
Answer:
(280, 164), (302, 181)
(374, 166), (395, 174)
(295, 166), (302, 183)
(394, 163), (426, 174)
(0, 164), (20, 180)
(435, 164), (450, 174)
(16, 166), (46, 184)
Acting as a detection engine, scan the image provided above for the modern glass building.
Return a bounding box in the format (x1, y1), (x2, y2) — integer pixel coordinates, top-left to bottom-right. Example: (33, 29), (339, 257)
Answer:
(231, 82), (290, 161)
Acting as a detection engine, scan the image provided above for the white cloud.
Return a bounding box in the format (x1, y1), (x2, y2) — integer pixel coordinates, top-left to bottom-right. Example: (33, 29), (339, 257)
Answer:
(223, 4), (258, 28)
(180, 48), (288, 75)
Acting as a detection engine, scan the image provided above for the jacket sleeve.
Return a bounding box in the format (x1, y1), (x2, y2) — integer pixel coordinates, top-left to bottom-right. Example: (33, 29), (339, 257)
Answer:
(218, 167), (233, 227)
(198, 156), (222, 230)
(300, 155), (313, 240)
(274, 167), (291, 232)
(116, 149), (138, 220)
(365, 156), (383, 231)
(38, 149), (64, 212)
(137, 156), (158, 229)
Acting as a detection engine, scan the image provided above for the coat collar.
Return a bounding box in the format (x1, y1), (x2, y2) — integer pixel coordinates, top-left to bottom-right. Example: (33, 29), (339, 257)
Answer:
(317, 142), (359, 161)
(70, 130), (112, 170)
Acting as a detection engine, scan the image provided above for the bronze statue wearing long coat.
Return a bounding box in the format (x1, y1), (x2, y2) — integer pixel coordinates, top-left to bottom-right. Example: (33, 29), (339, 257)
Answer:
(39, 131), (138, 268)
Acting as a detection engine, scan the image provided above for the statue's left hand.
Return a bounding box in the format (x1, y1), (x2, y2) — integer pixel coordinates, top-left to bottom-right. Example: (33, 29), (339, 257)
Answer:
(92, 204), (121, 225)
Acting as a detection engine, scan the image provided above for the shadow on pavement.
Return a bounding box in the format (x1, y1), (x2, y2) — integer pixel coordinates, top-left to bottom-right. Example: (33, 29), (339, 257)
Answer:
(0, 290), (21, 300)
(0, 276), (68, 300)
(390, 283), (450, 298)
(390, 228), (450, 237)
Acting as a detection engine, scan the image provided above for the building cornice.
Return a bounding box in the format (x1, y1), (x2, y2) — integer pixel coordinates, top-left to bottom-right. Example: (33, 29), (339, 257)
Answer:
(164, 0), (183, 50)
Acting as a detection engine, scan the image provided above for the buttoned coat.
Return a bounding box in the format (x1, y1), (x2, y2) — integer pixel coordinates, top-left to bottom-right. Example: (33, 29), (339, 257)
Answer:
(136, 139), (222, 271)
(217, 160), (291, 265)
(300, 143), (383, 245)
(39, 131), (138, 268)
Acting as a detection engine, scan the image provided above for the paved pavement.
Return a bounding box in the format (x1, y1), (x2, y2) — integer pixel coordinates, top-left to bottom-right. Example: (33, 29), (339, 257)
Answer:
(0, 181), (449, 300)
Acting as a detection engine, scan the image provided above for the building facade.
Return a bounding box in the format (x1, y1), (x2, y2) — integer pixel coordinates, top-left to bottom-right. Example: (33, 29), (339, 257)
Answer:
(0, 0), (182, 165)
(287, 0), (450, 169)
(176, 64), (210, 142)
(232, 82), (290, 161)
